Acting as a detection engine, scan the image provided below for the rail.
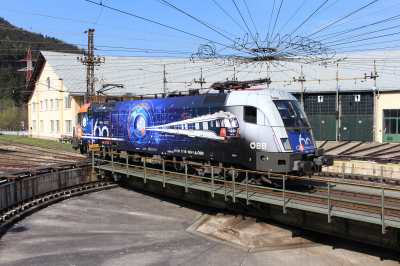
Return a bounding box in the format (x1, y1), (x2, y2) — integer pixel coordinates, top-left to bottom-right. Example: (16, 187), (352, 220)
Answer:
(91, 151), (400, 235)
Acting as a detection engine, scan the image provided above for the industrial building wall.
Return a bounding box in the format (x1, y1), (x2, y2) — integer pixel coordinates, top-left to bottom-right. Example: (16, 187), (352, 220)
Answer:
(340, 94), (374, 142)
(304, 94), (337, 141)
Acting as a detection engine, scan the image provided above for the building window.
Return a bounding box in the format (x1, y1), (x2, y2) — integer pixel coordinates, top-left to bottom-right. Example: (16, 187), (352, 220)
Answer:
(56, 120), (60, 133)
(47, 77), (50, 90)
(65, 120), (72, 134)
(45, 99), (48, 111)
(80, 98), (84, 107)
(65, 96), (71, 109)
(50, 99), (53, 110)
(32, 102), (36, 112)
(55, 99), (59, 110)
(32, 120), (36, 131)
(40, 120), (44, 132)
(342, 94), (373, 116)
(40, 101), (43, 111)
(304, 95), (336, 116)
(50, 120), (54, 132)
(383, 109), (399, 134)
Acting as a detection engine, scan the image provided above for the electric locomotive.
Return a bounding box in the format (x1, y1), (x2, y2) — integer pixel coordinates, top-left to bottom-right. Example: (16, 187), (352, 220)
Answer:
(72, 88), (333, 185)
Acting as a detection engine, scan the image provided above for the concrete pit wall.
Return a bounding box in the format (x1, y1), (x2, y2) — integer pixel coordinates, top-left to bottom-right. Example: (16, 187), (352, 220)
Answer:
(323, 161), (400, 180)
(0, 166), (94, 210)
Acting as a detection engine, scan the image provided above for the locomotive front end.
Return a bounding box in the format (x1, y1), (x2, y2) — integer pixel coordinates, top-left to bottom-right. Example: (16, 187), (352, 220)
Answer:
(273, 98), (333, 174)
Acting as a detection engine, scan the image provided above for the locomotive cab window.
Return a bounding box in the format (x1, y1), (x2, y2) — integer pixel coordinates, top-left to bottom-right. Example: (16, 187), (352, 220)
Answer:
(244, 106), (257, 124)
(273, 100), (310, 129)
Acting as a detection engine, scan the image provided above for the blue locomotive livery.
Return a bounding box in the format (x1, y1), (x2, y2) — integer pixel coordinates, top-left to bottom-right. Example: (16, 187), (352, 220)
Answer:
(72, 88), (333, 184)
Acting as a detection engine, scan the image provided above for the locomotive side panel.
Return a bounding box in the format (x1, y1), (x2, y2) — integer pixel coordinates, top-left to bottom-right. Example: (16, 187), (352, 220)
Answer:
(95, 95), (243, 165)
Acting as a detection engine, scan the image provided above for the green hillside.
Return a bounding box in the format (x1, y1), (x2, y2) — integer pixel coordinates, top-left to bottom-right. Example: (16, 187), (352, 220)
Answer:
(0, 17), (84, 107)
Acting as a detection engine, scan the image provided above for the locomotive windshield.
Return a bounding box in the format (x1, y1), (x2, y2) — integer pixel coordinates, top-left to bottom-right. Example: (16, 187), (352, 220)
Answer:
(273, 100), (310, 130)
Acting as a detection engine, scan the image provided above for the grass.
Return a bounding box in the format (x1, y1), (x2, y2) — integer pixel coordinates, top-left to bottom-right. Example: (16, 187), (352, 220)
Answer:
(0, 135), (79, 153)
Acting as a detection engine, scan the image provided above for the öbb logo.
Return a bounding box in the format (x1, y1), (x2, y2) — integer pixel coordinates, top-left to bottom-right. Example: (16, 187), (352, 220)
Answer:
(250, 142), (266, 149)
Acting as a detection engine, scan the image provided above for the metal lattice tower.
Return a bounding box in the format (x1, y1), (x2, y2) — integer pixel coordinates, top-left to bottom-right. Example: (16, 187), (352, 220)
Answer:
(18, 46), (37, 81)
(78, 29), (105, 103)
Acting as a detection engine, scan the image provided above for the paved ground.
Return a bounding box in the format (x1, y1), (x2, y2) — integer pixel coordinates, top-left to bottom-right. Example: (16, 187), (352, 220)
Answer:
(0, 186), (399, 266)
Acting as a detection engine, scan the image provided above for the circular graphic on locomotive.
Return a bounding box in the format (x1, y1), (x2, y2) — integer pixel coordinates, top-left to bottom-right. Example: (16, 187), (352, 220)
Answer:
(127, 103), (153, 146)
(134, 114), (146, 137)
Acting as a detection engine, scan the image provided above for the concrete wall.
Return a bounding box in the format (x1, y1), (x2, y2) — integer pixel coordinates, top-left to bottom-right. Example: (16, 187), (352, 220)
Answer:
(0, 166), (95, 210)
(0, 131), (29, 136)
(324, 161), (400, 180)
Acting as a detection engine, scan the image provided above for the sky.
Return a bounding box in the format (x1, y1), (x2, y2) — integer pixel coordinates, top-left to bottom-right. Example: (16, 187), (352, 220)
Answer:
(2, 0), (400, 58)
(2, 0), (400, 92)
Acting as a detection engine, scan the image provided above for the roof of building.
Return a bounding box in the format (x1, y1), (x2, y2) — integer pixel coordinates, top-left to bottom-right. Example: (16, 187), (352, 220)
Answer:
(23, 49), (400, 103)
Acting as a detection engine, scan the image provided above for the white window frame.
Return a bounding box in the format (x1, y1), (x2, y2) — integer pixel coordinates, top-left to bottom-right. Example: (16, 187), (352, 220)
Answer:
(50, 99), (53, 110)
(50, 120), (54, 132)
(47, 77), (50, 90)
(32, 120), (36, 131)
(64, 96), (71, 109)
(56, 120), (60, 133)
(65, 120), (72, 134)
(40, 120), (44, 132)
(32, 102), (36, 112)
(45, 99), (48, 111)
(40, 101), (43, 111)
(55, 99), (59, 110)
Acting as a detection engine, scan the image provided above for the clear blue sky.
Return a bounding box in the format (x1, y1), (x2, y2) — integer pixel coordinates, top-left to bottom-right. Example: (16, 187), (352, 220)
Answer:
(1, 0), (400, 58)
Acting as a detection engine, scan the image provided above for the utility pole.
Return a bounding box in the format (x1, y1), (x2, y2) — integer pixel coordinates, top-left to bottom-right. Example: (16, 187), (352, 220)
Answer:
(194, 68), (206, 88)
(78, 29), (105, 103)
(293, 65), (306, 107)
(18, 46), (37, 82)
(336, 63), (340, 141)
(371, 60), (379, 142)
(163, 65), (167, 96)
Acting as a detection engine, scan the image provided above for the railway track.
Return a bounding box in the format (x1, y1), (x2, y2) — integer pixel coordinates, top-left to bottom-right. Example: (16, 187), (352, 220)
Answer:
(0, 161), (91, 182)
(0, 140), (87, 173)
(105, 161), (400, 219)
(0, 179), (118, 234)
(317, 141), (400, 163)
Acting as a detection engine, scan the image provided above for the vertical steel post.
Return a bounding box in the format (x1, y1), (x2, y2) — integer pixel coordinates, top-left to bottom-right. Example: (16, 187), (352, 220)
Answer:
(224, 169), (227, 201)
(328, 182), (331, 223)
(211, 167), (214, 198)
(342, 163), (345, 181)
(382, 188), (386, 234)
(283, 176), (287, 213)
(143, 159), (146, 183)
(232, 170), (236, 203)
(97, 152), (100, 174)
(111, 153), (114, 175)
(162, 160), (166, 188)
(184, 163), (188, 193)
(380, 166), (383, 187)
(92, 151), (94, 173)
(246, 171), (249, 205)
(126, 155), (129, 177)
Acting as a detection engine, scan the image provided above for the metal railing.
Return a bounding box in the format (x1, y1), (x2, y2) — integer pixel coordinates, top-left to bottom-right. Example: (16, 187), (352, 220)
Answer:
(91, 151), (400, 234)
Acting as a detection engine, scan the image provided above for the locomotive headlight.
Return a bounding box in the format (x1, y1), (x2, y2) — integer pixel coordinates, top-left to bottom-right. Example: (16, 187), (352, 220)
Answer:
(281, 138), (292, 151)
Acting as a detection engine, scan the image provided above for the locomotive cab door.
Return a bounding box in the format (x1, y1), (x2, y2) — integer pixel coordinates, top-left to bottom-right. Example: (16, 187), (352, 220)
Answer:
(110, 111), (119, 146)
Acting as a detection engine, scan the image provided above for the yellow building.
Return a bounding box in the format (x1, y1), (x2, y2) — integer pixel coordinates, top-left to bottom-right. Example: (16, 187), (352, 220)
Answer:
(25, 54), (83, 140)
(23, 51), (137, 140)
